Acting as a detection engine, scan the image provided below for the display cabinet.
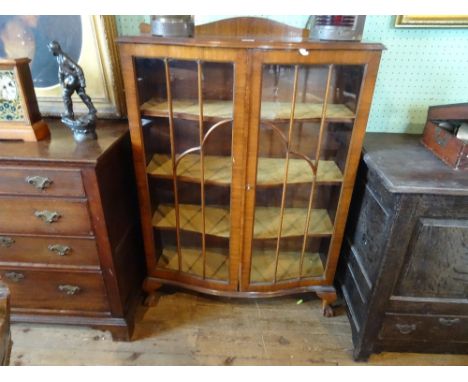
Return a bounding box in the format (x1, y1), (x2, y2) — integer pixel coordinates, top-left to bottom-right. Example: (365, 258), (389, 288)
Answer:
(118, 23), (383, 315)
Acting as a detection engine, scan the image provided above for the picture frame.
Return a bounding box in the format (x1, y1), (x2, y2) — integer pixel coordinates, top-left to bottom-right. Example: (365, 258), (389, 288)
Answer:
(0, 58), (49, 141)
(0, 15), (125, 117)
(395, 15), (468, 28)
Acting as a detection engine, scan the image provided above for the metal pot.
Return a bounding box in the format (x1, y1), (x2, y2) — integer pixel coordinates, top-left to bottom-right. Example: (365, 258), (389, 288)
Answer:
(151, 15), (194, 37)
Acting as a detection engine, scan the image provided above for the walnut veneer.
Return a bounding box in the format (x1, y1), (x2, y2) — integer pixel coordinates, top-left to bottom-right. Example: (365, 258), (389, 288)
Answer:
(118, 20), (383, 315)
(0, 119), (144, 341)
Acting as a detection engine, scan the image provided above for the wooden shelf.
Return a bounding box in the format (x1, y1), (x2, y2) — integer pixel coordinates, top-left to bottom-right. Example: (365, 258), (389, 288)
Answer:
(156, 245), (324, 282)
(147, 153), (343, 185)
(157, 246), (228, 281)
(141, 99), (232, 122)
(250, 250), (324, 283)
(152, 203), (334, 239)
(140, 98), (355, 122)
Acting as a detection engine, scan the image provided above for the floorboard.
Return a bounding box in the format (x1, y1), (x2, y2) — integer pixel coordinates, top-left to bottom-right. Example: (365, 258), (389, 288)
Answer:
(8, 289), (468, 366)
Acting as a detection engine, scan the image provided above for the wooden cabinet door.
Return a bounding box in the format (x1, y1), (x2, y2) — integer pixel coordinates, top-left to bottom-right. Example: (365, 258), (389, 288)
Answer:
(240, 48), (381, 292)
(119, 44), (249, 291)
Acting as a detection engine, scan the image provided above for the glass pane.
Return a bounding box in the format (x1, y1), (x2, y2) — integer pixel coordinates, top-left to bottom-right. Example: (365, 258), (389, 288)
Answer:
(136, 57), (234, 282)
(250, 63), (364, 285)
(329, 65), (364, 114)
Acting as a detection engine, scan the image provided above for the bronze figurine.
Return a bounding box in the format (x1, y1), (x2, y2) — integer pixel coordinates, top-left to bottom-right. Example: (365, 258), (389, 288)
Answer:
(48, 40), (97, 141)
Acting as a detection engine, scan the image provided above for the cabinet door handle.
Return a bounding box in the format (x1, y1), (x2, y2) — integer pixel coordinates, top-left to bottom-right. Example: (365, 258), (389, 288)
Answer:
(438, 317), (461, 327)
(4, 271), (24, 283)
(48, 244), (71, 256)
(0, 236), (15, 248)
(34, 210), (61, 224)
(25, 176), (53, 190)
(58, 284), (81, 295)
(395, 323), (416, 335)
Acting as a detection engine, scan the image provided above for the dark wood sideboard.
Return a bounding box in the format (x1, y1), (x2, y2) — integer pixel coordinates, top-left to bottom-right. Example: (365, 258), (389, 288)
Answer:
(0, 119), (144, 341)
(337, 133), (468, 361)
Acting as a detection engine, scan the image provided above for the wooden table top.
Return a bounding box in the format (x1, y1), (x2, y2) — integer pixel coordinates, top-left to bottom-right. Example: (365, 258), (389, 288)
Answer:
(0, 118), (129, 165)
(363, 133), (468, 196)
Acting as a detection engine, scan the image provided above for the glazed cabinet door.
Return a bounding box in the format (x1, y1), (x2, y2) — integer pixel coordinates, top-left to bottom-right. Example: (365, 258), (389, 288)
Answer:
(241, 48), (381, 292)
(120, 44), (248, 291)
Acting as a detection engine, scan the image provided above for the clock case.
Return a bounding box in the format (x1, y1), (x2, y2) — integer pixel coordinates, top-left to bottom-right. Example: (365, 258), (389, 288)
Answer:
(0, 58), (49, 141)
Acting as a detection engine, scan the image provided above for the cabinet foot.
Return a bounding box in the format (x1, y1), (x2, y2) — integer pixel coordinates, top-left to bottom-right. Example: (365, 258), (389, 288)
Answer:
(323, 303), (334, 317)
(316, 288), (337, 318)
(144, 290), (162, 307)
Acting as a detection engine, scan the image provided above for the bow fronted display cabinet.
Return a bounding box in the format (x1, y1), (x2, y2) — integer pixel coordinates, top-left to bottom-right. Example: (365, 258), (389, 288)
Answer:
(118, 31), (383, 316)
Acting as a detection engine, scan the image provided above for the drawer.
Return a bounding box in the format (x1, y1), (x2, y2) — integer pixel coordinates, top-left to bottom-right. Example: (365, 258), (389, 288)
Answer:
(378, 313), (468, 342)
(0, 166), (84, 197)
(0, 268), (110, 313)
(0, 235), (99, 268)
(0, 197), (93, 236)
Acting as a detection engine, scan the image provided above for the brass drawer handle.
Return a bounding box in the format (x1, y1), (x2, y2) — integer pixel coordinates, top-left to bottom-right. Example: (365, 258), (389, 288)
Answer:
(48, 244), (71, 256)
(26, 175), (53, 190)
(4, 271), (24, 283)
(34, 210), (61, 224)
(395, 323), (416, 335)
(0, 236), (15, 248)
(439, 317), (461, 327)
(58, 284), (81, 295)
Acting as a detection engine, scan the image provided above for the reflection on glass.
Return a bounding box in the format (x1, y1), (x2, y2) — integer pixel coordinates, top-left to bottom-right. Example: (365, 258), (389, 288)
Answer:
(251, 63), (363, 284)
(136, 57), (234, 282)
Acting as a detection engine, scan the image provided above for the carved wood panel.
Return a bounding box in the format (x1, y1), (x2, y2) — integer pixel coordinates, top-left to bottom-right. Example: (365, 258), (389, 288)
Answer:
(347, 182), (391, 287)
(395, 218), (468, 299)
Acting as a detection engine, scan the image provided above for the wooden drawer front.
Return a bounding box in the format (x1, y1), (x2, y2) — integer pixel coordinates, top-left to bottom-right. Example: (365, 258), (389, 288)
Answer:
(0, 167), (84, 197)
(0, 268), (109, 312)
(0, 235), (99, 268)
(0, 197), (93, 236)
(379, 313), (468, 343)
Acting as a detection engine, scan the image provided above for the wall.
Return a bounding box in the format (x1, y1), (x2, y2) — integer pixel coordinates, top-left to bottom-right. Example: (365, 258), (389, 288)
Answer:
(116, 15), (468, 134)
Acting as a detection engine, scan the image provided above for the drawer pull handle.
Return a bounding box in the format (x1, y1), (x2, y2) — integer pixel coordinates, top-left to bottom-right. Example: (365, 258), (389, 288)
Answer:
(439, 317), (461, 327)
(4, 271), (24, 283)
(48, 244), (71, 257)
(0, 236), (15, 248)
(34, 210), (61, 224)
(395, 323), (416, 335)
(58, 284), (81, 295)
(26, 176), (53, 190)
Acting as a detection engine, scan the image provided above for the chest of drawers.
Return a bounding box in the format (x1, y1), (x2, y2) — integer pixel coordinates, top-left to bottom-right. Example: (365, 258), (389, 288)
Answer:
(337, 133), (468, 360)
(0, 120), (144, 341)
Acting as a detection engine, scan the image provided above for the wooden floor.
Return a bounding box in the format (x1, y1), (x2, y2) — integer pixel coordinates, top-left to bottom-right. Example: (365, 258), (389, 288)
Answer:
(8, 289), (468, 366)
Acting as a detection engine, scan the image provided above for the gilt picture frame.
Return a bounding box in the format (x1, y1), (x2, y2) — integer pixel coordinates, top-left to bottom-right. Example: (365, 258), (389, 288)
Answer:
(0, 15), (125, 117)
(395, 15), (468, 28)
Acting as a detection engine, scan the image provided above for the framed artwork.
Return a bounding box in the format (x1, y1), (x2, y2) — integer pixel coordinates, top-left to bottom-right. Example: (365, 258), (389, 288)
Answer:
(0, 15), (125, 117)
(395, 15), (468, 28)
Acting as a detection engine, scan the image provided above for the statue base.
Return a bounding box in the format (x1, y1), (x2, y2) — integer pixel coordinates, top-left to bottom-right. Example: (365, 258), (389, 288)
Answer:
(61, 113), (97, 142)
